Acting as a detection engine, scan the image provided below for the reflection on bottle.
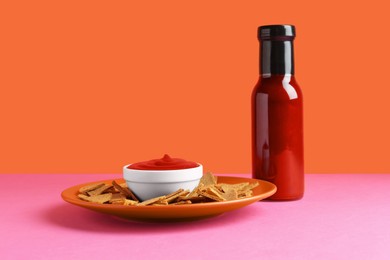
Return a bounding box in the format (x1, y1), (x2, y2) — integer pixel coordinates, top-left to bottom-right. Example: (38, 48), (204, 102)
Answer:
(261, 142), (270, 177)
(282, 74), (298, 100)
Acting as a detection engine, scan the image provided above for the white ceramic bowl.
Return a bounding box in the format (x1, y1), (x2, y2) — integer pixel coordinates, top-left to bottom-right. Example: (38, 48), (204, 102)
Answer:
(123, 164), (203, 201)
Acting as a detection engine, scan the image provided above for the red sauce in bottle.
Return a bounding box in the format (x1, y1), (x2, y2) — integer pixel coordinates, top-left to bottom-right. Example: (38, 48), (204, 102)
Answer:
(252, 25), (304, 200)
(128, 154), (198, 170)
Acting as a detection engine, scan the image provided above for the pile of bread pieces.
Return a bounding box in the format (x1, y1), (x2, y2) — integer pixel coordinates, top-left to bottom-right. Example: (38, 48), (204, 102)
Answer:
(78, 173), (259, 206)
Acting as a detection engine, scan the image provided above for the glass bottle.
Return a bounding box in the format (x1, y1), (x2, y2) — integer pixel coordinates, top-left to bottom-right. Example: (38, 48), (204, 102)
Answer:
(251, 25), (304, 200)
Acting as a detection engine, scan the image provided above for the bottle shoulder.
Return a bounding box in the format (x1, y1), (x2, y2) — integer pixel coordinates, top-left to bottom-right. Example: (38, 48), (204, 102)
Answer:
(252, 75), (303, 101)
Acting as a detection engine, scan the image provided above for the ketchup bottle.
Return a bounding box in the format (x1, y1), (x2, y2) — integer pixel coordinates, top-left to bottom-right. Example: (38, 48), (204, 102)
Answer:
(251, 25), (304, 200)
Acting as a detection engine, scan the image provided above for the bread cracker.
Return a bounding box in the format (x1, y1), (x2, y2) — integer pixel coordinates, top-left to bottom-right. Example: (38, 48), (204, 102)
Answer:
(177, 195), (208, 203)
(165, 189), (184, 199)
(218, 183), (249, 193)
(198, 190), (225, 202)
(78, 193), (112, 204)
(240, 182), (259, 192)
(79, 182), (105, 194)
(124, 199), (139, 206)
(138, 196), (166, 206)
(87, 184), (113, 196)
(221, 189), (238, 201)
(152, 200), (169, 206)
(165, 190), (190, 203)
(204, 186), (225, 201)
(200, 172), (217, 187)
(238, 190), (253, 198)
(109, 193), (126, 204)
(171, 200), (192, 205)
(187, 183), (204, 198)
(112, 180), (139, 202)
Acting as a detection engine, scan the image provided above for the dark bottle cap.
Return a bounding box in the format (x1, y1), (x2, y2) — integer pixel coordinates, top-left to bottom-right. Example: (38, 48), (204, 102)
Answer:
(258, 25), (295, 40)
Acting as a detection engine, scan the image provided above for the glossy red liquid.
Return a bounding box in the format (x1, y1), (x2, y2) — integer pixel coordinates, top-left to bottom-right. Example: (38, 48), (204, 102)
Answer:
(128, 154), (198, 170)
(252, 75), (304, 200)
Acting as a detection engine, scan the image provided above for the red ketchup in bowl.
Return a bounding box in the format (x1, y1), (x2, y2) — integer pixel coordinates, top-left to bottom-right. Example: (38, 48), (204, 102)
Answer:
(127, 154), (198, 170)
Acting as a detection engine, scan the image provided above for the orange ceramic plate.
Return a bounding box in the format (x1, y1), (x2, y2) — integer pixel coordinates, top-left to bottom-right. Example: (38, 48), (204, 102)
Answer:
(61, 176), (276, 222)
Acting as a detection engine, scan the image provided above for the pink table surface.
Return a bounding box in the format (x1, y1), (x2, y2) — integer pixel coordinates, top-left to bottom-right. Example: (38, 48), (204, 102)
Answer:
(1, 173), (390, 260)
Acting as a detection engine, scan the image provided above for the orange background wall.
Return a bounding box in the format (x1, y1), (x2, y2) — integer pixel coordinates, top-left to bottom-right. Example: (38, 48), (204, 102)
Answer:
(1, 0), (389, 174)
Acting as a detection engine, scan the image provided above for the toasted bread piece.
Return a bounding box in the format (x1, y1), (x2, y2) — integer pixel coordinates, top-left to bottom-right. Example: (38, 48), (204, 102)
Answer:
(218, 183), (249, 193)
(166, 190), (190, 203)
(87, 184), (113, 196)
(165, 189), (184, 199)
(198, 190), (225, 202)
(124, 199), (139, 206)
(78, 193), (112, 204)
(79, 182), (105, 195)
(238, 190), (253, 198)
(112, 180), (139, 202)
(109, 193), (126, 204)
(205, 186), (225, 201)
(187, 183), (204, 198)
(240, 182), (259, 192)
(78, 194), (90, 201)
(221, 189), (238, 201)
(138, 196), (166, 206)
(199, 172), (217, 187)
(177, 195), (209, 203)
(152, 200), (169, 206)
(171, 200), (192, 205)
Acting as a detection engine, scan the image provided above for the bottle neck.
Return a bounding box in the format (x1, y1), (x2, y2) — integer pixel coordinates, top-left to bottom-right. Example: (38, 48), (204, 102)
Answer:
(260, 40), (294, 77)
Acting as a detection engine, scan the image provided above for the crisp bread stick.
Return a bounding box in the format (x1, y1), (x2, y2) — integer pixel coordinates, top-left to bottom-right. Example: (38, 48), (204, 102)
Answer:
(78, 194), (90, 201)
(171, 200), (192, 205)
(238, 190), (253, 198)
(153, 191), (181, 204)
(105, 186), (118, 193)
(111, 200), (124, 205)
(206, 187), (226, 201)
(165, 189), (184, 199)
(166, 190), (190, 203)
(138, 196), (166, 206)
(78, 193), (112, 204)
(239, 182), (259, 192)
(112, 180), (139, 202)
(109, 193), (126, 204)
(154, 189), (184, 204)
(152, 200), (169, 206)
(177, 195), (208, 203)
(87, 184), (113, 196)
(199, 172), (217, 187)
(90, 193), (113, 204)
(187, 183), (204, 198)
(218, 183), (250, 193)
(124, 199), (138, 206)
(198, 190), (225, 202)
(79, 182), (105, 194)
(123, 187), (140, 202)
(221, 189), (238, 201)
